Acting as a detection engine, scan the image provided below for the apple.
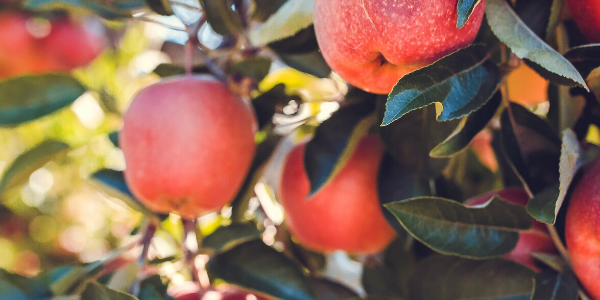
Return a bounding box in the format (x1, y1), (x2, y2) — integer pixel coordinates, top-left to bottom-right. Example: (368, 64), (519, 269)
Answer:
(566, 0), (600, 43)
(120, 75), (257, 219)
(0, 12), (104, 79)
(565, 157), (600, 299)
(169, 283), (273, 300)
(278, 135), (396, 254)
(0, 12), (43, 78)
(40, 16), (105, 70)
(313, 0), (486, 94)
(464, 188), (556, 271)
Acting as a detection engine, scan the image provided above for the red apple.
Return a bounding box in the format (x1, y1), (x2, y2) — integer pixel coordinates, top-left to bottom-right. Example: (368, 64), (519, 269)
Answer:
(278, 135), (396, 254)
(0, 12), (104, 79)
(565, 157), (600, 299)
(120, 75), (257, 219)
(313, 0), (486, 94)
(40, 16), (104, 70)
(464, 188), (556, 271)
(566, 0), (600, 43)
(0, 12), (43, 78)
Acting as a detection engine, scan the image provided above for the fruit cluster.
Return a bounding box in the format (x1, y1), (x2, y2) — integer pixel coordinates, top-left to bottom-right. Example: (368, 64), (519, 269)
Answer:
(0, 11), (103, 78)
(4, 0), (600, 299)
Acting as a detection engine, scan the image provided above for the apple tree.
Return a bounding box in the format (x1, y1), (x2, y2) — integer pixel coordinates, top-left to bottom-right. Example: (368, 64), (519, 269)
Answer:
(1, 0), (600, 299)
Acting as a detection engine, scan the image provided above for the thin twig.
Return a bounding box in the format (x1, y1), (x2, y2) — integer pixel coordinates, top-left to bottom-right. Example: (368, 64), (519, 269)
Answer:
(129, 221), (158, 296)
(545, 224), (572, 268)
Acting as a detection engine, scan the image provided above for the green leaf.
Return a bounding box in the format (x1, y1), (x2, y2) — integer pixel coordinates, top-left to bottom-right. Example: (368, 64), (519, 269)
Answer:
(513, 0), (563, 44)
(362, 239), (416, 299)
(409, 255), (535, 300)
(382, 44), (499, 125)
(89, 169), (157, 217)
(138, 285), (162, 300)
(500, 103), (561, 194)
(0, 269), (51, 299)
(201, 223), (262, 253)
(152, 64), (210, 78)
(564, 44), (600, 80)
(47, 266), (88, 296)
(140, 275), (168, 298)
(145, 0), (173, 15)
(513, 0), (554, 39)
(385, 196), (533, 258)
(252, 84), (301, 129)
(37, 266), (77, 288)
(530, 253), (569, 273)
(206, 240), (315, 300)
(526, 129), (590, 224)
(48, 247), (134, 296)
(0, 280), (28, 300)
(249, 0), (314, 46)
(23, 0), (145, 19)
(106, 262), (139, 292)
(200, 0), (243, 36)
(531, 270), (579, 300)
(0, 140), (69, 196)
(485, 0), (587, 89)
(526, 185), (560, 225)
(378, 103), (460, 178)
(108, 132), (120, 148)
(89, 170), (134, 199)
(80, 281), (138, 300)
(456, 0), (482, 28)
(279, 50), (331, 78)
(268, 26), (319, 55)
(226, 57), (273, 82)
(377, 153), (422, 233)
(305, 98), (377, 196)
(252, 0), (288, 21)
(430, 91), (501, 157)
(0, 74), (87, 126)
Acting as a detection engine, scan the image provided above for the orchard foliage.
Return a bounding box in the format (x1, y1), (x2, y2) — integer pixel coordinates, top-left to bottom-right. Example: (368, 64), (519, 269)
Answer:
(1, 0), (600, 299)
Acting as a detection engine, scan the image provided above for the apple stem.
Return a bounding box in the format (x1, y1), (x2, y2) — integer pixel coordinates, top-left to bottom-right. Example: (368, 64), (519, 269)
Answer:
(185, 19), (202, 75)
(181, 219), (205, 294)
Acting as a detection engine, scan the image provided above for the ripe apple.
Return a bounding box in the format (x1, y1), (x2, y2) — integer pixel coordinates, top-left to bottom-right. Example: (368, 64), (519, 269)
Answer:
(40, 16), (105, 70)
(313, 0), (486, 94)
(169, 283), (273, 300)
(0, 12), (104, 79)
(278, 135), (396, 254)
(565, 157), (600, 299)
(464, 188), (556, 271)
(566, 0), (600, 43)
(0, 12), (43, 78)
(120, 75), (257, 219)
(506, 61), (549, 107)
